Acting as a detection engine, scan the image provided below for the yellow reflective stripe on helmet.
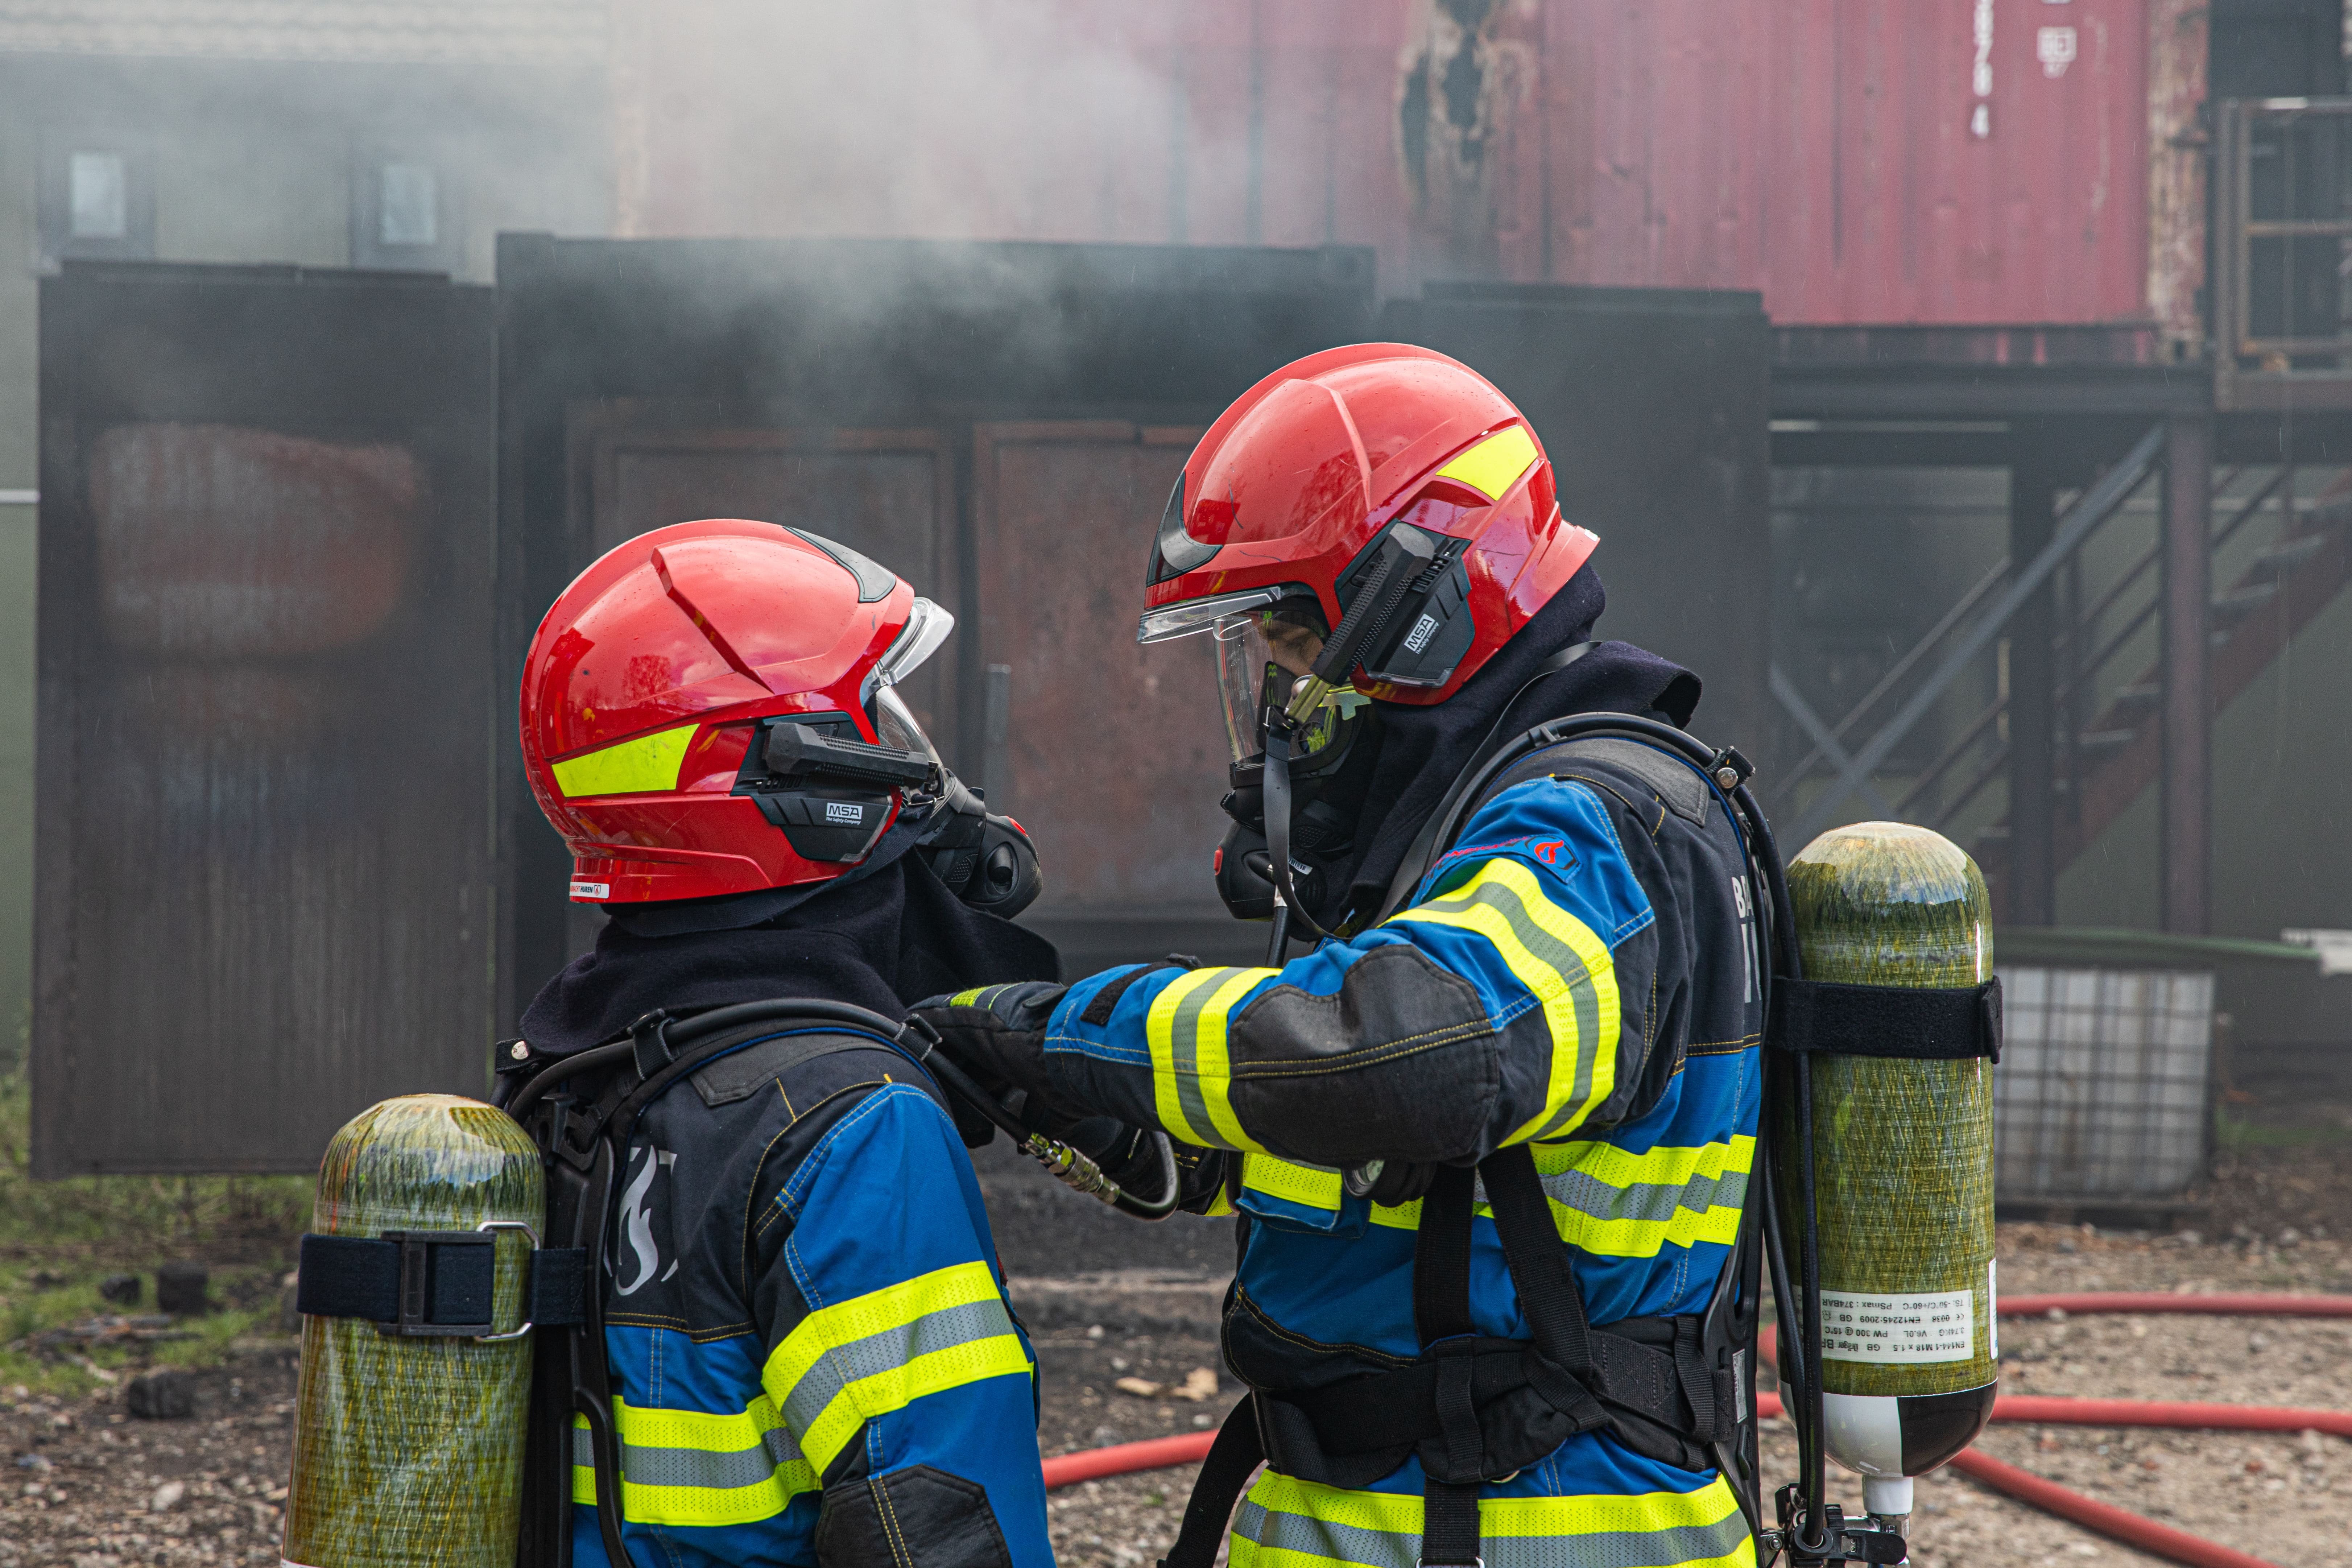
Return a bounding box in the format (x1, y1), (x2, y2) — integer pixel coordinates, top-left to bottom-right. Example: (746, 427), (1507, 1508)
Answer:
(568, 1396), (815, 1524)
(761, 1260), (1031, 1478)
(1434, 425), (1541, 502)
(1362, 1135), (1752, 1254)
(1146, 966), (1277, 1153)
(1241, 1153), (1344, 1213)
(550, 722), (699, 799)
(1229, 1468), (1755, 1568)
(1392, 858), (1619, 1145)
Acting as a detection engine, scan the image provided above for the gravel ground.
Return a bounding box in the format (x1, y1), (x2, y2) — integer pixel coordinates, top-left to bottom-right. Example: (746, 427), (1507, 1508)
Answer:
(0, 1351), (295, 1567)
(1, 1137), (2345, 1566)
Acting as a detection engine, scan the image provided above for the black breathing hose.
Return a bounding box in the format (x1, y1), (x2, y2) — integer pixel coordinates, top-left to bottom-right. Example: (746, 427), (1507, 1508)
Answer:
(1261, 726), (1329, 947)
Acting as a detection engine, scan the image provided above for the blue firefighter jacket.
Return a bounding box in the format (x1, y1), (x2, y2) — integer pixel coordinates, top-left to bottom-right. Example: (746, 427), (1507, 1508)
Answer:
(568, 1024), (1051, 1568)
(1030, 742), (1764, 1568)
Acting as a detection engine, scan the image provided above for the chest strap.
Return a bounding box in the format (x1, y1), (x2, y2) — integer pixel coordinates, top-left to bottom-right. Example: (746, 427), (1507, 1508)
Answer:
(1158, 1146), (1737, 1568)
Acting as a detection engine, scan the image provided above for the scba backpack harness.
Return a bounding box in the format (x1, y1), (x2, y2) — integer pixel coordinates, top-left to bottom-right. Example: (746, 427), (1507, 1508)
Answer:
(1161, 714), (1778, 1568)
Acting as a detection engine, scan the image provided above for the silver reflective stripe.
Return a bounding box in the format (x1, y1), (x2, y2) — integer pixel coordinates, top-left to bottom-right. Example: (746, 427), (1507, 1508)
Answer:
(1417, 877), (1604, 1138)
(570, 1421), (807, 1491)
(1235, 1497), (1413, 1568)
(778, 1296), (1016, 1436)
(1236, 1494), (1753, 1568)
(1169, 968), (1248, 1143)
(1540, 1161), (1750, 1228)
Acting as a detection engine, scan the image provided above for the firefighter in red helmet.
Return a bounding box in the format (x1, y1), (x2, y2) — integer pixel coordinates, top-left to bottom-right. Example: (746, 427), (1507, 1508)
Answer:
(917, 346), (1769, 1568)
(502, 518), (1114, 1568)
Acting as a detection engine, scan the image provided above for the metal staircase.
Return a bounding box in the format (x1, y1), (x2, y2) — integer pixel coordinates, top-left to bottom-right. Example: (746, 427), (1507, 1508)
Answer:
(1773, 451), (2352, 912)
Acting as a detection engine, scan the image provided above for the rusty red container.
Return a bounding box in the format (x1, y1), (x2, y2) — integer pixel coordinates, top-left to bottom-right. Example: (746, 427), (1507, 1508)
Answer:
(614, 0), (2165, 328)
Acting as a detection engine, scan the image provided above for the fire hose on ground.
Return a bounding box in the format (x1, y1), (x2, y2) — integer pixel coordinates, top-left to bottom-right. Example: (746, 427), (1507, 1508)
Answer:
(1037, 1293), (2352, 1568)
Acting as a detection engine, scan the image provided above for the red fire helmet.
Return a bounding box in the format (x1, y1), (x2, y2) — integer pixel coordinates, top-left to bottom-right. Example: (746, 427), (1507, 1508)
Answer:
(521, 519), (954, 905)
(1137, 343), (1597, 704)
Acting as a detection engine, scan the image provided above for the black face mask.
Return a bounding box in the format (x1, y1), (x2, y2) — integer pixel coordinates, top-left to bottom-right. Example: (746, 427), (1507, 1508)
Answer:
(699, 713), (1045, 927)
(912, 774), (1043, 919)
(1211, 692), (1383, 923)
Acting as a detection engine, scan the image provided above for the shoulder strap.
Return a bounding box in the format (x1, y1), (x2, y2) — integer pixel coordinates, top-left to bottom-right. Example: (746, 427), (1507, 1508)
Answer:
(1380, 723), (1724, 923)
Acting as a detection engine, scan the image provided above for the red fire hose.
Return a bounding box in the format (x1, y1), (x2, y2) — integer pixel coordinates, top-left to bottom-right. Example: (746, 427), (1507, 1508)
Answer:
(1041, 1293), (2352, 1568)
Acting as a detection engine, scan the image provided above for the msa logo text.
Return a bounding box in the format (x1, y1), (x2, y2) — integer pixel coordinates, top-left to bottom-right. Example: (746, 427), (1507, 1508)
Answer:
(1402, 613), (1440, 654)
(824, 801), (865, 824)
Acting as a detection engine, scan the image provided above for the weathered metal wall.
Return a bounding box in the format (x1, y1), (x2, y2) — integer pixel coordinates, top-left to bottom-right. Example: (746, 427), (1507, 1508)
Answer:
(496, 237), (1772, 1006)
(611, 0), (2160, 327)
(496, 237), (1382, 1003)
(35, 263), (497, 1175)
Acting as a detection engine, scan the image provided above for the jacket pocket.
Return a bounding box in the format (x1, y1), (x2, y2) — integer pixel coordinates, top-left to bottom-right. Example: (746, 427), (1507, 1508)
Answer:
(816, 1464), (1014, 1568)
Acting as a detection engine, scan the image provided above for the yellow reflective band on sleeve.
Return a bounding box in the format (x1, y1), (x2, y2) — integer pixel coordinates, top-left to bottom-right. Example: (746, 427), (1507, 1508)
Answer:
(761, 1260), (1032, 1478)
(550, 722), (699, 799)
(1434, 425), (1541, 502)
(1241, 1154), (1344, 1214)
(1146, 965), (1278, 1152)
(1229, 1468), (1755, 1568)
(1391, 858), (1620, 1146)
(1532, 1133), (1754, 1257)
(568, 1396), (817, 1525)
(1361, 1135), (1752, 1254)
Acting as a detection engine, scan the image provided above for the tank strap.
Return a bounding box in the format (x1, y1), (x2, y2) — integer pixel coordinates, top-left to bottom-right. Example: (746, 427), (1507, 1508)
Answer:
(1768, 977), (2003, 1063)
(294, 1230), (587, 1338)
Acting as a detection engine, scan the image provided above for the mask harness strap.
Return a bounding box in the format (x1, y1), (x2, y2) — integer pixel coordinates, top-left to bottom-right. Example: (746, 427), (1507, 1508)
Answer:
(1262, 526), (1443, 960)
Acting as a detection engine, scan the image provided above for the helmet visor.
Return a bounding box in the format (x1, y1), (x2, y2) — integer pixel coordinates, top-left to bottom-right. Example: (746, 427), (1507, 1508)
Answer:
(872, 685), (940, 762)
(1212, 605), (1340, 766)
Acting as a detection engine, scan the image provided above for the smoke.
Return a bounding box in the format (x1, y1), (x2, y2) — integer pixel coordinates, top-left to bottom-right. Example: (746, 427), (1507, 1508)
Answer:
(600, 0), (1483, 297)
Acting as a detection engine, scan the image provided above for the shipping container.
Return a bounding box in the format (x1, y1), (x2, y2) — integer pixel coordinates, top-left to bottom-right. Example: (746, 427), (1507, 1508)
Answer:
(613, 0), (2182, 329)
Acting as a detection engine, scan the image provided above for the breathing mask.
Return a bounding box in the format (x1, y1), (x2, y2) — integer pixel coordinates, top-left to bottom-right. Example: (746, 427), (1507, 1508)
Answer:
(1207, 599), (1380, 927)
(736, 686), (1042, 919)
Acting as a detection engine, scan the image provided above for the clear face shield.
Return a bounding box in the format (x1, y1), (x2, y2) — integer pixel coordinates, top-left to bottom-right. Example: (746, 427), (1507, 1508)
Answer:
(870, 685), (939, 763)
(1140, 584), (1357, 764)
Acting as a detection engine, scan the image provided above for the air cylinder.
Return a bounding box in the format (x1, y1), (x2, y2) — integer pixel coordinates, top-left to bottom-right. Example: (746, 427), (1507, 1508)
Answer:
(1777, 822), (1998, 1514)
(284, 1095), (543, 1568)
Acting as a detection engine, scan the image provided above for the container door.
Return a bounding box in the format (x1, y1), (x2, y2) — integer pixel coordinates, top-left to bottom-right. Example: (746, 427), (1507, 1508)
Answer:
(569, 415), (960, 758)
(970, 421), (1257, 974)
(34, 262), (497, 1175)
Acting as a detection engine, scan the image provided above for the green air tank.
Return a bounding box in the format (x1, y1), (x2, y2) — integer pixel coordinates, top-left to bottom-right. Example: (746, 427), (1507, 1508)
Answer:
(284, 1095), (542, 1568)
(1776, 822), (1998, 1522)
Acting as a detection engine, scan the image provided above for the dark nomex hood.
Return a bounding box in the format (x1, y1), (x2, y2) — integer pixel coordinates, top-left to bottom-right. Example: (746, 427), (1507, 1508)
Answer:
(1316, 562), (1700, 928)
(518, 854), (1061, 1056)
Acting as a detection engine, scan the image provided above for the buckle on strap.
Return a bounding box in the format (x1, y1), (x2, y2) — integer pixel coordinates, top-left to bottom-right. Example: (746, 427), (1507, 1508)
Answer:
(297, 1220), (579, 1341)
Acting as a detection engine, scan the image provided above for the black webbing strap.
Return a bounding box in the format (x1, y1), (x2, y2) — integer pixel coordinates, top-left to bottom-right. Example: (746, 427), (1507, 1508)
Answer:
(1158, 1394), (1266, 1568)
(1421, 1481), (1484, 1568)
(297, 1232), (588, 1335)
(1412, 1166), (1493, 1567)
(1413, 1166), (1480, 1344)
(1476, 1149), (1595, 1380)
(1767, 976), (2002, 1064)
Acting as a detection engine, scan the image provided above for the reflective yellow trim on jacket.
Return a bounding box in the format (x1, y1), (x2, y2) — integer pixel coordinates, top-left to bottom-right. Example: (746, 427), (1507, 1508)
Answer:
(550, 722), (698, 799)
(1241, 1153), (1346, 1214)
(1146, 965), (1279, 1152)
(1229, 1468), (1755, 1568)
(1361, 1135), (1752, 1257)
(760, 1260), (1032, 1476)
(568, 1396), (815, 1524)
(1390, 858), (1620, 1146)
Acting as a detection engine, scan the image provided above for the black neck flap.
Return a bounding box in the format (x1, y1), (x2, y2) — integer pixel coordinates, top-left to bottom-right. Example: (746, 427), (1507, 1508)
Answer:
(518, 855), (1061, 1055)
(1316, 563), (1701, 929)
